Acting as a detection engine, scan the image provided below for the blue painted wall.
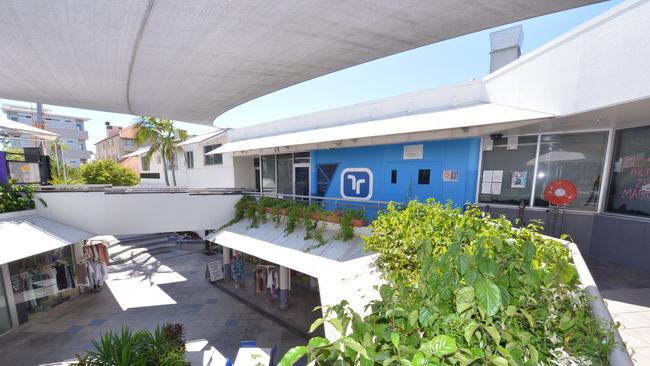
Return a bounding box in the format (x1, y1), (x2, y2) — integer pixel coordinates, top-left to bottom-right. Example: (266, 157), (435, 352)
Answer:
(311, 138), (480, 207)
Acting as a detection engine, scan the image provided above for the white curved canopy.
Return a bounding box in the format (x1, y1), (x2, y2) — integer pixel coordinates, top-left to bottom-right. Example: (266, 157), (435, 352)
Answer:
(0, 1), (597, 124)
(0, 116), (59, 141)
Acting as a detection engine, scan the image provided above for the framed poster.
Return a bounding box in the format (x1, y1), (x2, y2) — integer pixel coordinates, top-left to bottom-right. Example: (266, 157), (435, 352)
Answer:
(403, 144), (423, 160)
(511, 171), (528, 188)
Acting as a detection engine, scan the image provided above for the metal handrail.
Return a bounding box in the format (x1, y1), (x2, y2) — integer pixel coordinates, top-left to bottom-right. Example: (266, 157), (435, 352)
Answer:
(34, 185), (247, 195)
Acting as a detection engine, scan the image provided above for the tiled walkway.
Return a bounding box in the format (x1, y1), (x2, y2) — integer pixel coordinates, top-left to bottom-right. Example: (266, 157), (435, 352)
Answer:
(0, 250), (306, 365)
(589, 259), (650, 365)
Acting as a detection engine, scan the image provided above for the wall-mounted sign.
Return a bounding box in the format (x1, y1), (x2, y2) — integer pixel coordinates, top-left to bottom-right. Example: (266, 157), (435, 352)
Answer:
(403, 144), (423, 160)
(7, 161), (40, 184)
(442, 170), (459, 182)
(511, 171), (528, 188)
(481, 169), (503, 195)
(340, 168), (373, 200)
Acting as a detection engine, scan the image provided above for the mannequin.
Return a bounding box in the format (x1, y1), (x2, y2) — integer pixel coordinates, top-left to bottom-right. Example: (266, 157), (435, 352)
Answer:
(231, 251), (245, 288)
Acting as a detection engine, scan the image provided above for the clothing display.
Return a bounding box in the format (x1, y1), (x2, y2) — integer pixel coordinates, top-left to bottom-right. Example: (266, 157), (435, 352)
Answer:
(253, 265), (286, 301)
(231, 252), (245, 284)
(7, 244), (78, 324)
(75, 242), (109, 292)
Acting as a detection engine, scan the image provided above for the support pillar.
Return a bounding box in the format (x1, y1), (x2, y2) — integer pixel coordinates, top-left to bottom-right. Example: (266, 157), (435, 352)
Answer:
(222, 247), (231, 281)
(279, 266), (290, 310)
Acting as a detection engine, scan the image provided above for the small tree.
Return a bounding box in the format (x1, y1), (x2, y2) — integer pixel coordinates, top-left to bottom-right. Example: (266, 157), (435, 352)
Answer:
(78, 160), (140, 186)
(135, 117), (187, 186)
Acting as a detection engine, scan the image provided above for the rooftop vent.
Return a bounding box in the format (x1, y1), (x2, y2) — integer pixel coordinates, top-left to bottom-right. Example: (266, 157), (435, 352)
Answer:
(489, 25), (523, 73)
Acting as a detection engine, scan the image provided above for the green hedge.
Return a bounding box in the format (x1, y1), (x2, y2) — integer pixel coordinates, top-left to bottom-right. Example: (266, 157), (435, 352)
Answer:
(279, 200), (613, 365)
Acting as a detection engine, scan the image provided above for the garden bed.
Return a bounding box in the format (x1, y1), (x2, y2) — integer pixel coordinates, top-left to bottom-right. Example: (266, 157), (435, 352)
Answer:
(275, 200), (632, 365)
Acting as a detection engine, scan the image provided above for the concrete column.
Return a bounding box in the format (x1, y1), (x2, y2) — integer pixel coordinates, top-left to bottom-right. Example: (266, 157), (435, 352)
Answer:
(222, 247), (231, 281)
(1, 264), (18, 329)
(279, 266), (290, 310)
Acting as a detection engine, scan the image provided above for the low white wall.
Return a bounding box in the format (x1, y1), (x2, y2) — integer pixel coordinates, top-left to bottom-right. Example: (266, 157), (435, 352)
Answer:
(35, 192), (240, 235)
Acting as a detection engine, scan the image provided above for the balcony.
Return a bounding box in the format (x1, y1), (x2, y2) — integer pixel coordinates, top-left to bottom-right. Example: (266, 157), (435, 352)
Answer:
(47, 127), (89, 140)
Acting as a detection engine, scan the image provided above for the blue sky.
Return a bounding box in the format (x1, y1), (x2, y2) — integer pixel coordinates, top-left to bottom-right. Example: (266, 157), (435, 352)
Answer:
(0, 1), (622, 154)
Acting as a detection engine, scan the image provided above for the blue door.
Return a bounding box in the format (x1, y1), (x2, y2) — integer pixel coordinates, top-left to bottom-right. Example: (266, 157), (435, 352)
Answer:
(385, 163), (411, 204)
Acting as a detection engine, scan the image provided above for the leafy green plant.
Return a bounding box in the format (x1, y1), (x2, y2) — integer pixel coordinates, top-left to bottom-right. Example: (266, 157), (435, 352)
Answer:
(74, 324), (188, 366)
(335, 209), (356, 241)
(78, 159), (140, 186)
(279, 200), (613, 365)
(0, 179), (46, 213)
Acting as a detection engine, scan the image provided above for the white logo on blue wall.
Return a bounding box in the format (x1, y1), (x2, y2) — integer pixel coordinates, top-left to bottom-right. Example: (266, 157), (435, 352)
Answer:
(340, 168), (373, 200)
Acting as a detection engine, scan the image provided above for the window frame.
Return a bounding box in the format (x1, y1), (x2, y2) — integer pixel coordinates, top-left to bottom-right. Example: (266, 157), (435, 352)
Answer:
(203, 144), (223, 166)
(476, 128), (612, 212)
(185, 150), (194, 169)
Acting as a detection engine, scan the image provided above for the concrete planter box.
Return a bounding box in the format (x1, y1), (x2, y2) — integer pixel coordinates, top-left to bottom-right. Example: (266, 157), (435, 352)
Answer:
(551, 235), (633, 366)
(0, 209), (36, 220)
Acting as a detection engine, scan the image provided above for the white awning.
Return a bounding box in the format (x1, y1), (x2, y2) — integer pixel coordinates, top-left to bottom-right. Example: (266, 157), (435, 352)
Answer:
(209, 103), (553, 154)
(0, 213), (94, 265)
(0, 116), (59, 142)
(121, 146), (150, 159)
(206, 220), (372, 278)
(177, 130), (224, 146)
(0, 1), (596, 124)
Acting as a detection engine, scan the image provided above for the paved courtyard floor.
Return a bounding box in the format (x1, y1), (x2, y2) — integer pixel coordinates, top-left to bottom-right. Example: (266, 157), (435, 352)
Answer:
(589, 259), (650, 365)
(0, 250), (306, 366)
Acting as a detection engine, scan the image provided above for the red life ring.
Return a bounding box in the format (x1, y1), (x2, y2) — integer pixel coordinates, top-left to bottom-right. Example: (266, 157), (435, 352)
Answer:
(543, 180), (577, 206)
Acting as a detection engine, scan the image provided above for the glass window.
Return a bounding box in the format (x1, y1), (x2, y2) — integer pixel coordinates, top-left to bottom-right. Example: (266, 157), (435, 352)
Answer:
(261, 155), (277, 193)
(479, 135), (538, 205)
(418, 169), (430, 185)
(277, 154), (293, 195)
(391, 170), (397, 184)
(124, 139), (134, 146)
(607, 126), (650, 217)
(76, 123), (82, 131)
(204, 144), (222, 165)
(141, 156), (150, 171)
(185, 151), (194, 169)
(293, 152), (310, 164)
(534, 132), (607, 210)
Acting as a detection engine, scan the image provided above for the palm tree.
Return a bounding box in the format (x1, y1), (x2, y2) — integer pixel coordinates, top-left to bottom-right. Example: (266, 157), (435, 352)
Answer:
(135, 117), (187, 186)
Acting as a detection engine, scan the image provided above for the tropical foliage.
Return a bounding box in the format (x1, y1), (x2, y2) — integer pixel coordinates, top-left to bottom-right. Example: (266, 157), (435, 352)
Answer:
(74, 323), (187, 366)
(230, 196), (365, 247)
(135, 117), (187, 186)
(278, 200), (613, 365)
(77, 159), (140, 186)
(0, 179), (45, 213)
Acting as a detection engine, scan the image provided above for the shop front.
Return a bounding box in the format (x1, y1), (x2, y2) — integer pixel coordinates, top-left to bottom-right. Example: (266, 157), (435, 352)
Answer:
(7, 245), (78, 325)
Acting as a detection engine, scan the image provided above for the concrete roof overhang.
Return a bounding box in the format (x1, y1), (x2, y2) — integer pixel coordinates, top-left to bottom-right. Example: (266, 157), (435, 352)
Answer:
(0, 1), (599, 124)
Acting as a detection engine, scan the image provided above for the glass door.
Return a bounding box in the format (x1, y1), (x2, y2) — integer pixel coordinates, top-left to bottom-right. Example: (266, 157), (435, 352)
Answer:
(294, 165), (310, 197)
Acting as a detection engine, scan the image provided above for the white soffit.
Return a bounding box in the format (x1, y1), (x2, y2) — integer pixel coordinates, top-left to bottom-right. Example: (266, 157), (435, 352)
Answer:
(0, 116), (59, 142)
(177, 130), (225, 146)
(210, 103), (553, 154)
(0, 1), (599, 124)
(207, 220), (371, 278)
(0, 215), (94, 265)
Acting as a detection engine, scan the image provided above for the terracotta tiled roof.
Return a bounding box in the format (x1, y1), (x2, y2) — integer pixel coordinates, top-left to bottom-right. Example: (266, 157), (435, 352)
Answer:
(94, 124), (139, 145)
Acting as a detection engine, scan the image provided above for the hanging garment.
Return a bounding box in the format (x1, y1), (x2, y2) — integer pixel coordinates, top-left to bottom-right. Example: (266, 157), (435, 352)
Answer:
(231, 257), (244, 282)
(255, 267), (266, 293)
(65, 265), (75, 288)
(54, 263), (68, 290)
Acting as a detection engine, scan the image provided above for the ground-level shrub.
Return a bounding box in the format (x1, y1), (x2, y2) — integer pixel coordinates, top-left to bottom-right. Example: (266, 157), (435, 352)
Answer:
(74, 323), (188, 366)
(279, 200), (613, 365)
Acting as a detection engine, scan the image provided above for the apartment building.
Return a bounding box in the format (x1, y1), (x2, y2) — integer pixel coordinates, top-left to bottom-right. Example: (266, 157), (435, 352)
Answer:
(94, 123), (140, 162)
(2, 104), (91, 167)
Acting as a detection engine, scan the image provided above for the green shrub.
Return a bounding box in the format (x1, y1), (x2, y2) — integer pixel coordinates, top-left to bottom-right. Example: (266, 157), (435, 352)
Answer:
(0, 179), (44, 213)
(279, 200), (613, 365)
(78, 159), (140, 186)
(75, 324), (188, 366)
